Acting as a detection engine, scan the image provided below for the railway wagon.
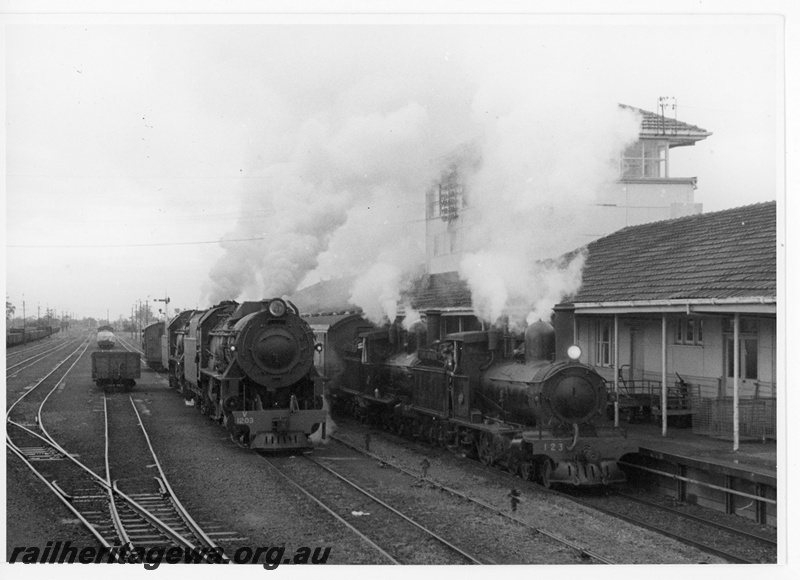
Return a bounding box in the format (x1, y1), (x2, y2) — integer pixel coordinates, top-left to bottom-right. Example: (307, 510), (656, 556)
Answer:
(91, 350), (141, 389)
(141, 321), (165, 371)
(331, 316), (637, 487)
(96, 325), (116, 350)
(6, 326), (57, 347)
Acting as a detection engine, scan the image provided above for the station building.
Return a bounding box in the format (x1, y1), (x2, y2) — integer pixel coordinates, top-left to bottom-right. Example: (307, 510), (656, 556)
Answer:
(552, 201), (777, 448)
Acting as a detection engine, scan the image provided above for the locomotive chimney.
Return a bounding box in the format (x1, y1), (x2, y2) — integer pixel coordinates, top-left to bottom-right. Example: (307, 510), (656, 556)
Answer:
(413, 321), (427, 350)
(525, 320), (556, 364)
(487, 329), (501, 351)
(426, 312), (441, 344)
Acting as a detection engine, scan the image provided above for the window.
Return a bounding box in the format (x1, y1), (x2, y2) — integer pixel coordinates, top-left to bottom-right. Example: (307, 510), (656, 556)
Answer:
(595, 320), (613, 367)
(675, 318), (704, 346)
(620, 140), (668, 179)
(429, 166), (467, 221)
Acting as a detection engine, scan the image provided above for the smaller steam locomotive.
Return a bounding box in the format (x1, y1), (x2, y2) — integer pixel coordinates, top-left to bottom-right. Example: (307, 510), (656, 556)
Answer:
(325, 315), (636, 487)
(161, 299), (327, 451)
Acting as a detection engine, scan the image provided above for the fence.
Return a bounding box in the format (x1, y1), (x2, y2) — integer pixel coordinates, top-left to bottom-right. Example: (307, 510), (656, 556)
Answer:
(691, 397), (776, 441)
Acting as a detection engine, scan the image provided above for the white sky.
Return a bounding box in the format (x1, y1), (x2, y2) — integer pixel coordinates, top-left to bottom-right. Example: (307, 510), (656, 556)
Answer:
(2, 1), (793, 323)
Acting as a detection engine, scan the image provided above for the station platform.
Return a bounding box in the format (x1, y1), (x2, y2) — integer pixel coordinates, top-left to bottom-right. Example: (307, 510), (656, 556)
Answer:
(620, 421), (777, 485)
(610, 421), (778, 526)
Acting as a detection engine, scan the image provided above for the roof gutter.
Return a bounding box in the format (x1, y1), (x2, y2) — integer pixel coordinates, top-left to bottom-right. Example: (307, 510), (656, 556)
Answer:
(567, 296), (776, 315)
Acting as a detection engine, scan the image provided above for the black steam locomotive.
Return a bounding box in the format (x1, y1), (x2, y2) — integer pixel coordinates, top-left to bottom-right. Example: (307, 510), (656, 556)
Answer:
(161, 299), (327, 451)
(328, 315), (635, 487)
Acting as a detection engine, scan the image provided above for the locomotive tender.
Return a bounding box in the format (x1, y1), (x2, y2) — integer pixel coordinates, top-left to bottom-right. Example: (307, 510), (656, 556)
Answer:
(141, 321), (165, 371)
(331, 315), (636, 487)
(161, 299), (327, 451)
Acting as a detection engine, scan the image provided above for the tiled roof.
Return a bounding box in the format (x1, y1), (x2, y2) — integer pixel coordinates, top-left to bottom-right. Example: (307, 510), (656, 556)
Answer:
(406, 271), (472, 311)
(570, 202), (776, 303)
(289, 276), (360, 316)
(620, 104), (711, 142)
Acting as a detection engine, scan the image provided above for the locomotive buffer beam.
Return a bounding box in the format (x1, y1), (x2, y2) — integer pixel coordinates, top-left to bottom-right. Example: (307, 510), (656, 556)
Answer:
(230, 408), (328, 450)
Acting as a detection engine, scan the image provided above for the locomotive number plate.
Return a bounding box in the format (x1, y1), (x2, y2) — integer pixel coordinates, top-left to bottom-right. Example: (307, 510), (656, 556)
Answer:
(533, 442), (565, 452)
(235, 416), (255, 425)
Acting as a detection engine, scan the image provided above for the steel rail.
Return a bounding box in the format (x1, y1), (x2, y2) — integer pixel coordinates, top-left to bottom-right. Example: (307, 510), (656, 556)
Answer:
(128, 396), (230, 562)
(9, 410), (204, 553)
(303, 453), (490, 564)
(6, 337), (91, 418)
(6, 335), (77, 366)
(7, 343), (212, 557)
(330, 434), (614, 564)
(104, 394), (132, 549)
(259, 455), (401, 564)
(6, 338), (82, 379)
(5, 439), (116, 552)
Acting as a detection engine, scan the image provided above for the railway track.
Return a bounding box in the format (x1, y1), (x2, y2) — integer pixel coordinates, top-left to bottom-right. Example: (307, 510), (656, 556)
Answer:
(327, 434), (615, 564)
(6, 333), (85, 378)
(6, 341), (235, 563)
(260, 450), (488, 565)
(333, 420), (772, 564)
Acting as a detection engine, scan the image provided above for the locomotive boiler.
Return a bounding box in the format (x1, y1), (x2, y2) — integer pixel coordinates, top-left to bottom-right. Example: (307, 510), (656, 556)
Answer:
(332, 317), (635, 487)
(175, 299), (327, 451)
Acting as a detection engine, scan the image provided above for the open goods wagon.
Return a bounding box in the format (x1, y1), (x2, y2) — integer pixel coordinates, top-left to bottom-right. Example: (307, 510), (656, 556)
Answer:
(91, 351), (141, 389)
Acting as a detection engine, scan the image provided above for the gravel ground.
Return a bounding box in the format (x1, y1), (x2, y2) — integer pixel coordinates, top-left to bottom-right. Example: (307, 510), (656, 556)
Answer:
(333, 420), (728, 564)
(5, 337), (735, 567)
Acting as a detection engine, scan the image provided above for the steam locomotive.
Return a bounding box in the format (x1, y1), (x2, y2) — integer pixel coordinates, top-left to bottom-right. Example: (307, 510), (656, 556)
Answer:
(161, 299), (327, 451)
(324, 314), (636, 487)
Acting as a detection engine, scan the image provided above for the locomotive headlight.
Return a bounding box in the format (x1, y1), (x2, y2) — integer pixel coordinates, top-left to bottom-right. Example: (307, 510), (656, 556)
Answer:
(268, 299), (287, 317)
(230, 345), (236, 352)
(315, 343), (324, 353)
(567, 345), (582, 361)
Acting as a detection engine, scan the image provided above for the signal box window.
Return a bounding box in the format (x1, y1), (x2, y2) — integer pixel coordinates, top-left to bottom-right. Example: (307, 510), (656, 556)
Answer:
(620, 140), (668, 179)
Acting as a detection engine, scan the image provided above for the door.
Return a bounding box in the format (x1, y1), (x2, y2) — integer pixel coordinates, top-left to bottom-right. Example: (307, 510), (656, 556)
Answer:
(629, 328), (644, 382)
(723, 335), (759, 396)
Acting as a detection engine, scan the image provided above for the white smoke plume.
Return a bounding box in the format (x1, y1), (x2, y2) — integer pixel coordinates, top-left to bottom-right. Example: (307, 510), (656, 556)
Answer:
(349, 262), (403, 325)
(202, 34), (641, 324)
(400, 307), (422, 330)
(204, 103), (440, 304)
(457, 68), (640, 326)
